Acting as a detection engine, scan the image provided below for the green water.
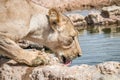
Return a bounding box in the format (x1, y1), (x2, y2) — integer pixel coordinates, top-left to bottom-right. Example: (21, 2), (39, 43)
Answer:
(71, 26), (120, 65)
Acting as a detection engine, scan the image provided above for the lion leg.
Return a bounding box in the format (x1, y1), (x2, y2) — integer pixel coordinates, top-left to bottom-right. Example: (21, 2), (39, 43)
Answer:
(0, 36), (49, 66)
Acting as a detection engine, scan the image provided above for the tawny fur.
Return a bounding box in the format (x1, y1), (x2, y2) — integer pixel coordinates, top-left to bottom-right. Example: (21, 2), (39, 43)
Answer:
(0, 0), (82, 66)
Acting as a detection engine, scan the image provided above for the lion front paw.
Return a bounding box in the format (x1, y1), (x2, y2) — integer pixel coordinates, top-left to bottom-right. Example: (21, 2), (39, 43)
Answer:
(16, 50), (50, 66)
(31, 52), (50, 66)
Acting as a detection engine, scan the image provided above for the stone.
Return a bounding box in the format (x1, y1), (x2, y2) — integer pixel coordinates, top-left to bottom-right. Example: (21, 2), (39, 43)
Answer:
(0, 59), (120, 80)
(32, 0), (119, 12)
(84, 7), (120, 26)
(101, 5), (120, 18)
(85, 12), (104, 25)
(67, 13), (87, 27)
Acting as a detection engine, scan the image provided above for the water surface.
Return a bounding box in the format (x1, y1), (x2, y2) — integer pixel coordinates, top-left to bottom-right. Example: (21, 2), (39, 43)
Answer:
(71, 26), (120, 65)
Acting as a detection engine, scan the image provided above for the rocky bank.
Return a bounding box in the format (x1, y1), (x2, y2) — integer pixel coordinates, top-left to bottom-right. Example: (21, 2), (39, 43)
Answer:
(66, 5), (120, 30)
(32, 0), (120, 12)
(0, 57), (120, 80)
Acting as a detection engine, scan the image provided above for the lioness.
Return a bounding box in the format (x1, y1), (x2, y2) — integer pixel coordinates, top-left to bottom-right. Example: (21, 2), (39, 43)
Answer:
(0, 0), (82, 66)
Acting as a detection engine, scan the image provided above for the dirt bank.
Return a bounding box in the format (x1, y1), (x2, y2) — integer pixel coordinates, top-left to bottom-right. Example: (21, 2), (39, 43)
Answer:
(0, 58), (120, 80)
(32, 0), (120, 12)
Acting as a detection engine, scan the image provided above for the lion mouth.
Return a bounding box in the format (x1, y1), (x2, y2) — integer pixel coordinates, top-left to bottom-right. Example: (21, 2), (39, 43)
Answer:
(61, 55), (71, 66)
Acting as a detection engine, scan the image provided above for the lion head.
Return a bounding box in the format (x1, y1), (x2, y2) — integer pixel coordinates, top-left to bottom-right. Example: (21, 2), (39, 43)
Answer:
(44, 8), (82, 64)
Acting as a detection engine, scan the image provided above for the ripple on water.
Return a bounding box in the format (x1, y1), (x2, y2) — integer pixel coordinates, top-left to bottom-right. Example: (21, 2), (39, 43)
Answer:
(71, 28), (120, 66)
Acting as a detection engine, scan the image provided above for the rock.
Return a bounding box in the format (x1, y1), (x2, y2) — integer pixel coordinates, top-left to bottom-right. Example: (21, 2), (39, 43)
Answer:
(85, 12), (104, 25)
(84, 6), (120, 26)
(67, 14), (86, 27)
(101, 5), (120, 18)
(96, 62), (120, 75)
(110, 0), (120, 6)
(0, 60), (120, 80)
(32, 0), (120, 12)
(100, 6), (120, 26)
(103, 17), (118, 25)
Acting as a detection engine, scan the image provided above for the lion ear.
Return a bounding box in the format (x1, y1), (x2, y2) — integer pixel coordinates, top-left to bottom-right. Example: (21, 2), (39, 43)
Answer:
(49, 8), (60, 30)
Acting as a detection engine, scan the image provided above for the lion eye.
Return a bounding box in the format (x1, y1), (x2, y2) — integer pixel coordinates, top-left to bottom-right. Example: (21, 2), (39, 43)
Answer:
(63, 37), (73, 46)
(72, 36), (74, 40)
(68, 37), (74, 45)
(52, 21), (57, 25)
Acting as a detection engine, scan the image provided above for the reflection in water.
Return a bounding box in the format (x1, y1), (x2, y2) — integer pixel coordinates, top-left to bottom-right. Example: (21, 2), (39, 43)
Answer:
(71, 26), (120, 65)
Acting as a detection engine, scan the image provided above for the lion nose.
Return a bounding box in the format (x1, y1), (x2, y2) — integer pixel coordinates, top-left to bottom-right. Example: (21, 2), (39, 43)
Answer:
(77, 53), (82, 57)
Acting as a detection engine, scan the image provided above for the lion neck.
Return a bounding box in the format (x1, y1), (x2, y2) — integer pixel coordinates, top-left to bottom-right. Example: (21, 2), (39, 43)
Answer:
(24, 13), (53, 46)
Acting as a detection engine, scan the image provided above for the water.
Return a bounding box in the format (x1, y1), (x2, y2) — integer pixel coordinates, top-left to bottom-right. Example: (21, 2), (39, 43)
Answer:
(71, 26), (120, 65)
(65, 9), (100, 17)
